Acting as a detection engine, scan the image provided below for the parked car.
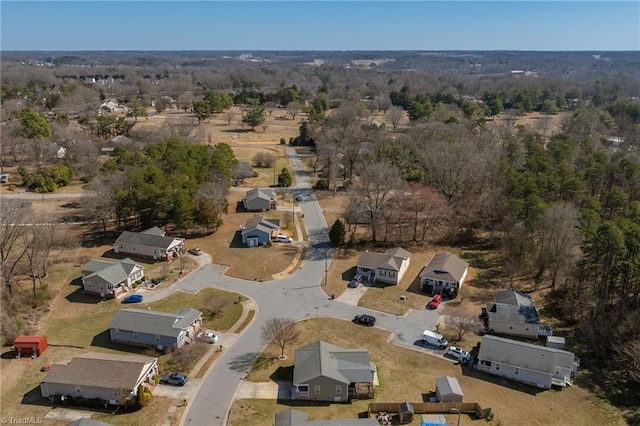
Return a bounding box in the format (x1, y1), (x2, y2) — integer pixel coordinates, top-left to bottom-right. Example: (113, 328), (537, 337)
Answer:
(121, 294), (143, 304)
(295, 194), (304, 201)
(275, 235), (293, 243)
(197, 331), (219, 344)
(353, 314), (376, 326)
(348, 274), (364, 288)
(151, 278), (163, 285)
(161, 373), (188, 386)
(445, 346), (472, 362)
(188, 247), (203, 256)
(427, 294), (443, 310)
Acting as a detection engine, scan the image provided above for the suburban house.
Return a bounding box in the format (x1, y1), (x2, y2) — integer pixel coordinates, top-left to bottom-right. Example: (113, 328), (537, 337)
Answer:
(484, 289), (553, 338)
(114, 227), (185, 260)
(98, 99), (126, 115)
(435, 376), (464, 402)
(109, 308), (203, 350)
(81, 258), (143, 299)
(356, 247), (412, 285)
(40, 352), (158, 406)
(420, 252), (469, 296)
(0, 172), (9, 183)
(243, 187), (277, 211)
(275, 409), (379, 426)
(240, 215), (280, 247)
(476, 335), (579, 389)
(292, 341), (376, 402)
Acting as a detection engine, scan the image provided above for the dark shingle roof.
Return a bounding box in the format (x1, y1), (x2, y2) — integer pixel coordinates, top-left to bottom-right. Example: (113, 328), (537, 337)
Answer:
(488, 289), (540, 323)
(420, 252), (469, 283)
(43, 352), (156, 390)
(356, 247), (411, 271)
(109, 308), (202, 337)
(241, 215), (280, 235)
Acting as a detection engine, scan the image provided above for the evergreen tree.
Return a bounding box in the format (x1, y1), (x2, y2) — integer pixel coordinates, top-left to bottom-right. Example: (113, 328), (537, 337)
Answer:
(242, 98), (266, 130)
(329, 219), (345, 246)
(277, 167), (293, 187)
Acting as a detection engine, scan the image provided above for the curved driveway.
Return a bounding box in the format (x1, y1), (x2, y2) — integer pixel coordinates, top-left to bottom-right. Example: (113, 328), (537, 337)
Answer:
(181, 147), (440, 426)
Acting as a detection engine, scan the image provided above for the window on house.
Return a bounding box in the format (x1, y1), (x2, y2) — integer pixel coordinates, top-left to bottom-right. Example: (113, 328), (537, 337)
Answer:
(133, 332), (139, 339)
(515, 368), (519, 375)
(314, 385), (320, 395)
(114, 329), (119, 336)
(335, 385), (341, 394)
(298, 385), (308, 393)
(496, 363), (500, 370)
(76, 387), (81, 394)
(155, 335), (160, 342)
(389, 271), (395, 277)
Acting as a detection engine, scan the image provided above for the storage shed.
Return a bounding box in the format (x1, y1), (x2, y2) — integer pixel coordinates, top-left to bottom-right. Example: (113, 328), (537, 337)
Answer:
(14, 335), (48, 358)
(546, 336), (566, 349)
(435, 376), (464, 402)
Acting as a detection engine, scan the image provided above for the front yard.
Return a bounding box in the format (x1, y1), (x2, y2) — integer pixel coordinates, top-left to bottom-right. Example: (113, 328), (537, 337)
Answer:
(228, 318), (626, 426)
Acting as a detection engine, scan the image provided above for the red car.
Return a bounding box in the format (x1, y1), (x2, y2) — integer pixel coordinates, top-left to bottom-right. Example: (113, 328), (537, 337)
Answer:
(427, 294), (443, 310)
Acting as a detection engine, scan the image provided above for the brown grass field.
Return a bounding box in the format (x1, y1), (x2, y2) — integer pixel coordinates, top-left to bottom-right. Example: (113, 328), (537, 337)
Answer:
(228, 318), (625, 426)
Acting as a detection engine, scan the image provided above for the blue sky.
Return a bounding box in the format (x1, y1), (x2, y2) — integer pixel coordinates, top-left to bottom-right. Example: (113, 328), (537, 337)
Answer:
(1, 1), (638, 51)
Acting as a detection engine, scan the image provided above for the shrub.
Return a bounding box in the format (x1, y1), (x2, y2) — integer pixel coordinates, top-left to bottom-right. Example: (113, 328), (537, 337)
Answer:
(280, 137), (286, 145)
(137, 385), (152, 407)
(314, 178), (329, 190)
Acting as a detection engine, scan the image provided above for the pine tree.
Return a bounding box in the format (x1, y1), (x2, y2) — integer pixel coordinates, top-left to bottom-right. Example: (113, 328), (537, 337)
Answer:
(329, 219), (345, 246)
(277, 167), (293, 187)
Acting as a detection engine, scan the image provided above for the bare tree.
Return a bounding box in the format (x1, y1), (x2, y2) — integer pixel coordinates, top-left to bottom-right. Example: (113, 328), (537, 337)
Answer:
(0, 200), (29, 294)
(205, 293), (232, 318)
(286, 101), (303, 120)
(194, 179), (229, 233)
(224, 109), (236, 126)
(348, 161), (403, 243)
(388, 106), (404, 131)
(265, 101), (277, 116)
(443, 307), (484, 342)
(253, 152), (276, 168)
(261, 317), (299, 359)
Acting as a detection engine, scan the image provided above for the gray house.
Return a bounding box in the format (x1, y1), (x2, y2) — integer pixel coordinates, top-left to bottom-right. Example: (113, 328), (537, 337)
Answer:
(114, 227), (185, 260)
(81, 258), (143, 299)
(477, 335), (579, 389)
(292, 341), (376, 402)
(435, 376), (464, 402)
(420, 252), (469, 296)
(109, 308), (202, 350)
(240, 215), (280, 247)
(243, 187), (277, 211)
(356, 247), (411, 285)
(275, 409), (379, 426)
(40, 352), (158, 406)
(485, 289), (553, 338)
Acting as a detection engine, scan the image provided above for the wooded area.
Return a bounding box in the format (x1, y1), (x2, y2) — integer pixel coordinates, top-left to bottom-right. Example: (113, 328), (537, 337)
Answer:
(1, 51), (638, 420)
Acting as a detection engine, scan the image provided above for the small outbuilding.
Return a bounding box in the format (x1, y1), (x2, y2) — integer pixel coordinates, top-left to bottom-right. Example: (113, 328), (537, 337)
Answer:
(398, 402), (415, 424)
(14, 335), (48, 358)
(435, 376), (464, 403)
(546, 336), (566, 350)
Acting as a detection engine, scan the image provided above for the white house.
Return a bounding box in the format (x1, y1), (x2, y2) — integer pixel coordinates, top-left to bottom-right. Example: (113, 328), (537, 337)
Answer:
(356, 247), (411, 285)
(477, 335), (579, 389)
(420, 252), (469, 296)
(484, 289), (553, 338)
(81, 258), (143, 299)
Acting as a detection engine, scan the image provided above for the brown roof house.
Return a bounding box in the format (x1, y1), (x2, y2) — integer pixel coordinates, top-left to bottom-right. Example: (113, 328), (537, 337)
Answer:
(292, 341), (376, 402)
(356, 247), (411, 285)
(81, 258), (143, 299)
(114, 227), (185, 260)
(40, 352), (158, 407)
(420, 252), (469, 296)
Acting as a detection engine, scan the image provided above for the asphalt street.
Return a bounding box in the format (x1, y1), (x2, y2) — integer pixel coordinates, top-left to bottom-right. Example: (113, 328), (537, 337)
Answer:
(181, 147), (441, 426)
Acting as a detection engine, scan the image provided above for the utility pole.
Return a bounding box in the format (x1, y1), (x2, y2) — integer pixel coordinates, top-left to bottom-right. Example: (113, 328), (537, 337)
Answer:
(324, 249), (328, 286)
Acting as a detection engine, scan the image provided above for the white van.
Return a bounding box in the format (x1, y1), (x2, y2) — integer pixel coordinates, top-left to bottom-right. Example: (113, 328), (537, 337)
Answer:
(422, 330), (448, 349)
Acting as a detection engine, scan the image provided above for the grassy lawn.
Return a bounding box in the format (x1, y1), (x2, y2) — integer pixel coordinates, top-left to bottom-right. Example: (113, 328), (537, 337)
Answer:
(186, 191), (299, 281)
(92, 396), (174, 426)
(228, 318), (626, 426)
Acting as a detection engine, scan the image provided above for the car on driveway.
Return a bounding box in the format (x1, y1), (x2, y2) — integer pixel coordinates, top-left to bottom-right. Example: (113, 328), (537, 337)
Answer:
(353, 314), (376, 326)
(121, 294), (143, 304)
(162, 373), (188, 386)
(427, 294), (443, 310)
(188, 248), (203, 256)
(275, 235), (293, 243)
(197, 331), (219, 344)
(348, 274), (364, 288)
(445, 346), (472, 362)
(295, 194), (304, 201)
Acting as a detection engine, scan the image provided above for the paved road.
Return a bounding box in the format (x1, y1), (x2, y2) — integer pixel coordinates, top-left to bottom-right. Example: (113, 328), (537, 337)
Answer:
(181, 146), (440, 426)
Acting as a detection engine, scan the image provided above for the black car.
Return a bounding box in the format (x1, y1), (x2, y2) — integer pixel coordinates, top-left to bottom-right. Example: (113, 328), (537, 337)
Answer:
(162, 373), (188, 386)
(348, 274), (364, 288)
(353, 314), (376, 326)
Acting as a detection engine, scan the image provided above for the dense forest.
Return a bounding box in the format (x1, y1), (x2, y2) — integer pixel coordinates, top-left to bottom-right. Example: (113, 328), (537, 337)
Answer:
(1, 51), (639, 420)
